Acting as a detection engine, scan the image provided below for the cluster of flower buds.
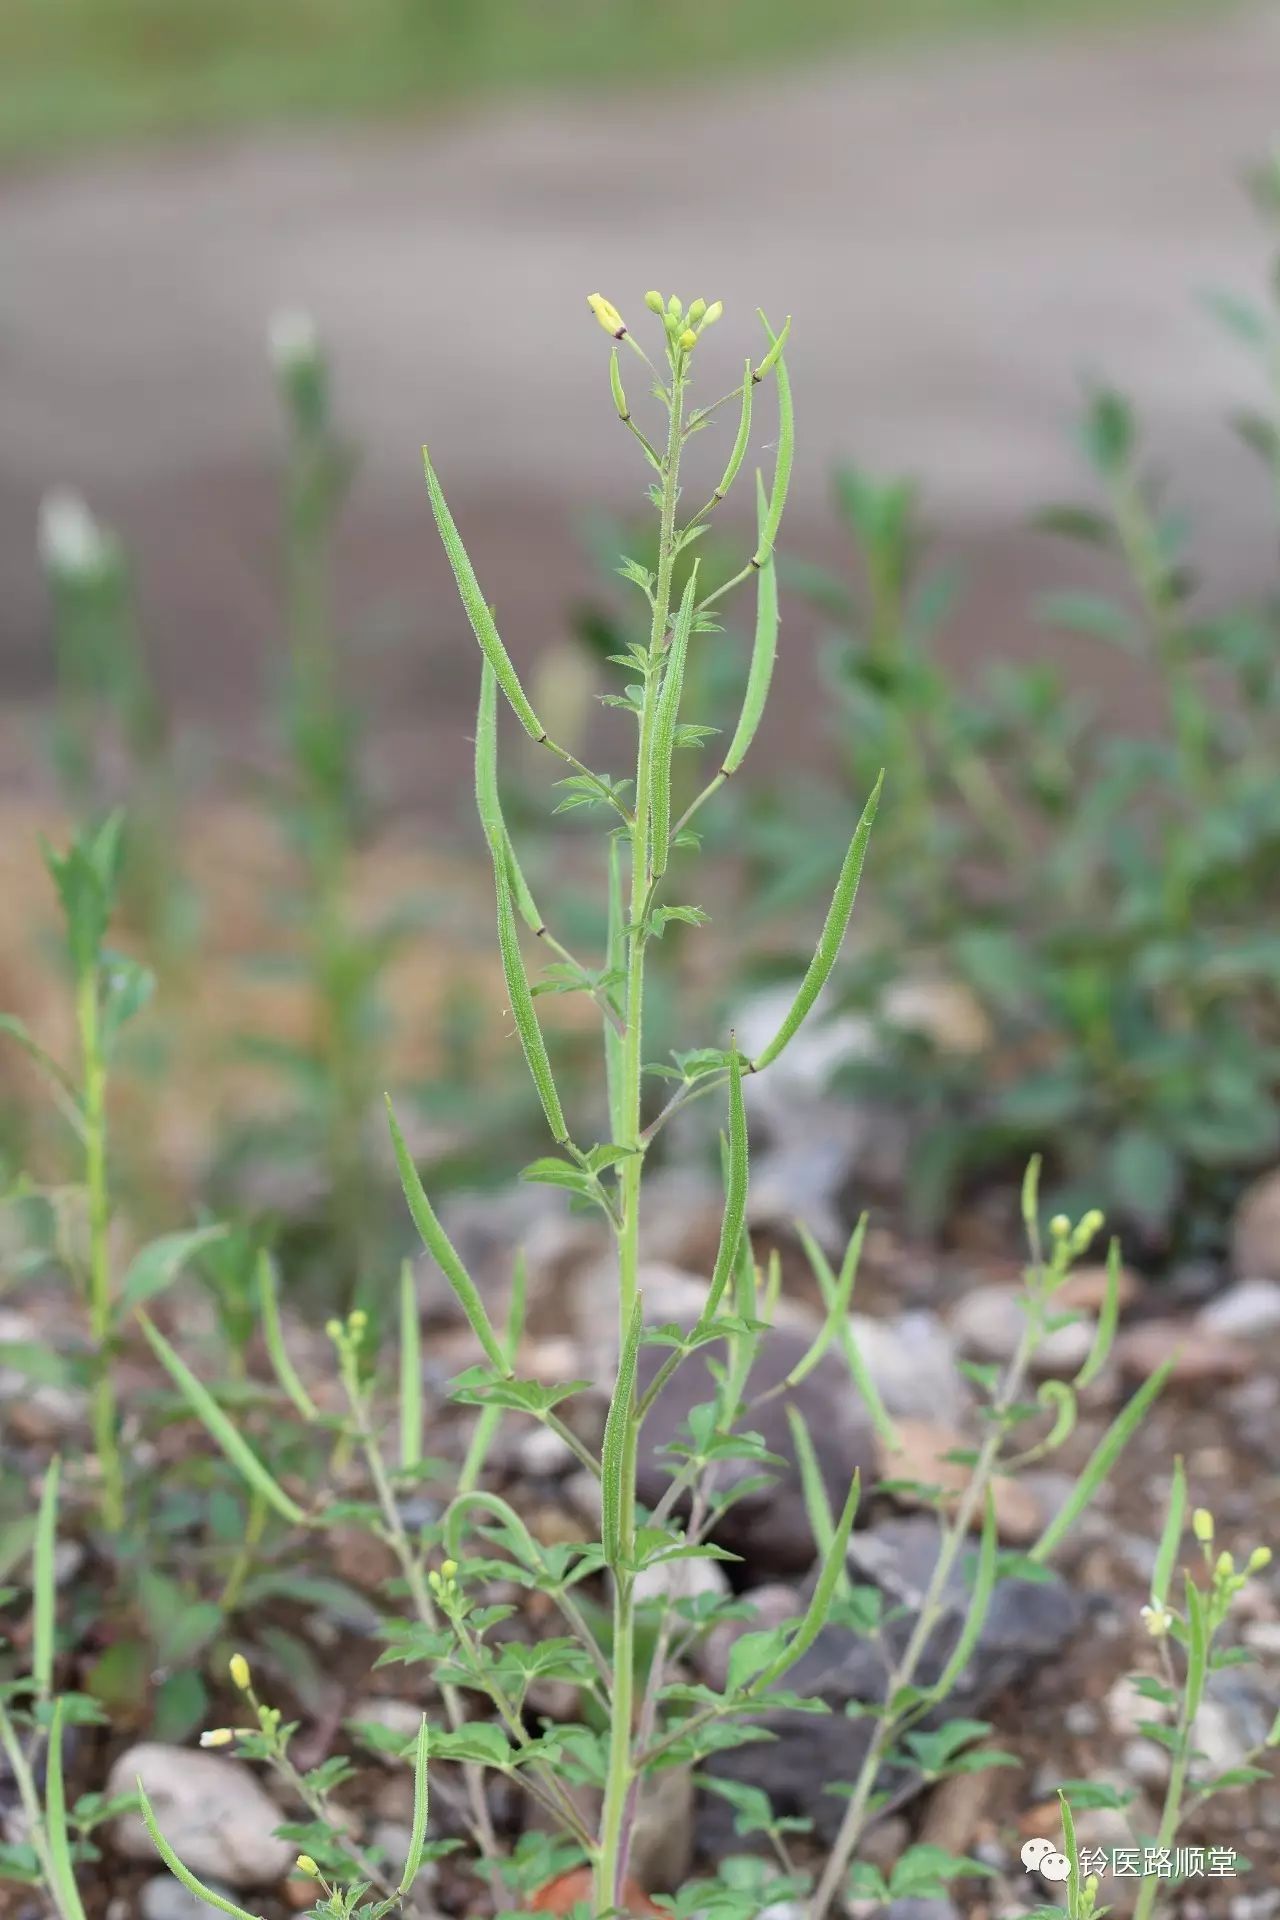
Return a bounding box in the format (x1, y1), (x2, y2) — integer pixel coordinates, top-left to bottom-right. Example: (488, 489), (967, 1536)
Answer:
(1045, 1206), (1105, 1279)
(325, 1306), (368, 1357)
(1193, 1506), (1273, 1627)
(199, 1654), (285, 1751)
(643, 289), (723, 353)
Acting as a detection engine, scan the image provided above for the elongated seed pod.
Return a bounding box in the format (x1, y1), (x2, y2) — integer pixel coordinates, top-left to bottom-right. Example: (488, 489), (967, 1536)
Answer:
(386, 1099), (511, 1374)
(601, 1295), (643, 1567)
(701, 1047), (748, 1326)
(721, 472), (779, 778)
(492, 847), (569, 1143)
(759, 1467), (860, 1688)
(609, 348), (629, 421)
(604, 832), (626, 1143)
(649, 566), (699, 878)
(930, 1490), (997, 1703)
(753, 770), (883, 1069)
(423, 448), (544, 740)
(258, 1252), (320, 1423)
(752, 319), (794, 569)
(399, 1259), (423, 1473)
(710, 362), (753, 508)
(398, 1719), (431, 1897)
(751, 313), (792, 384)
(33, 1459), (60, 1702)
(475, 659), (542, 929)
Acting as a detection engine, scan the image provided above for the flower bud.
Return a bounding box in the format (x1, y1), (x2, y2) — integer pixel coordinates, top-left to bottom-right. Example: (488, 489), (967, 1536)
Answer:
(1215, 1549), (1235, 1581)
(687, 298), (707, 325)
(38, 490), (113, 581)
(678, 329), (698, 351)
(229, 1653), (252, 1691)
(1193, 1508), (1215, 1544)
(1248, 1546), (1273, 1573)
(296, 1856), (321, 1879)
(268, 309), (319, 371)
(325, 1317), (342, 1341)
(441, 1558), (458, 1580)
(349, 1309), (368, 1335)
(666, 294), (682, 317)
(587, 293), (627, 339)
(702, 300), (724, 327)
(1049, 1214), (1070, 1238)
(644, 291), (664, 314)
(200, 1728), (234, 1748)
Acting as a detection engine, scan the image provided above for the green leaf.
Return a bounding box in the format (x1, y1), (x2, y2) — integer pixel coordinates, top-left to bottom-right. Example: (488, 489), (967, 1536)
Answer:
(1031, 1357), (1171, 1561)
(423, 449), (543, 739)
(137, 1313), (307, 1526)
(121, 1226), (227, 1310)
(1150, 1455), (1186, 1614)
(1106, 1126), (1181, 1231)
(46, 1700), (89, 1920)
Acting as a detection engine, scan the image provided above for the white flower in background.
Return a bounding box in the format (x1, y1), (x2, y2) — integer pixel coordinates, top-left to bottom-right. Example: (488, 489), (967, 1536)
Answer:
(268, 307), (320, 369)
(1140, 1598), (1174, 1637)
(37, 488), (110, 578)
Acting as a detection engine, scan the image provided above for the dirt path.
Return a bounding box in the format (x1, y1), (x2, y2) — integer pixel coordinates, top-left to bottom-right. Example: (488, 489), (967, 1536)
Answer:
(2, 5), (1278, 806)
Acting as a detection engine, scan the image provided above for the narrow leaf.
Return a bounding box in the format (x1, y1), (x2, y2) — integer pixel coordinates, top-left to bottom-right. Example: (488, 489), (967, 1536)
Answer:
(137, 1314), (306, 1525)
(930, 1488), (998, 1702)
(1030, 1359), (1172, 1561)
(1074, 1236), (1122, 1389)
(787, 1407), (846, 1592)
(387, 1099), (510, 1376)
(121, 1226), (227, 1310)
(423, 448), (544, 739)
(492, 851), (569, 1144)
(787, 1214), (866, 1388)
(257, 1253), (319, 1423)
(33, 1458), (60, 1703)
(45, 1701), (89, 1920)
(399, 1259), (423, 1474)
(1150, 1456), (1186, 1613)
(761, 1468), (860, 1685)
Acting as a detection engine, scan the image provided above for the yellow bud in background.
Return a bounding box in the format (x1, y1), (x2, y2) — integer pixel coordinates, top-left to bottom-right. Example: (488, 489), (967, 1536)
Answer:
(1249, 1546), (1273, 1572)
(678, 329), (698, 351)
(1049, 1214), (1070, 1238)
(349, 1309), (367, 1335)
(666, 294), (682, 316)
(1215, 1549), (1235, 1580)
(296, 1856), (321, 1879)
(702, 300), (724, 326)
(1193, 1508), (1215, 1544)
(325, 1317), (342, 1340)
(229, 1654), (251, 1691)
(200, 1728), (234, 1748)
(687, 298), (707, 324)
(441, 1558), (458, 1580)
(587, 293), (627, 339)
(644, 290), (664, 314)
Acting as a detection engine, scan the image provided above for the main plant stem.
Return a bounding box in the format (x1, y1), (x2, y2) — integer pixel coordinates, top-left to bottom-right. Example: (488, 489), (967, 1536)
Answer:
(78, 968), (123, 1534)
(597, 363), (686, 1918)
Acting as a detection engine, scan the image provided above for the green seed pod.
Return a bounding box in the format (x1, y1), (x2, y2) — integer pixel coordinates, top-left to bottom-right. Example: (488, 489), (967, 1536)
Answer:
(609, 348), (629, 422)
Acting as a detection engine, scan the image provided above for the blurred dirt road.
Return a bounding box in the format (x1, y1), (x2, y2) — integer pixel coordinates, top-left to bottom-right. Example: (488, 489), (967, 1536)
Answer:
(2, 5), (1278, 805)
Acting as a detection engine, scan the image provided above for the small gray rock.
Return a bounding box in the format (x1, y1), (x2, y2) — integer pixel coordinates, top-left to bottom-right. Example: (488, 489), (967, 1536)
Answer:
(851, 1310), (970, 1426)
(637, 1318), (880, 1576)
(109, 1744), (293, 1888)
(140, 1875), (238, 1920)
(1198, 1277), (1280, 1340)
(880, 1902), (960, 1920)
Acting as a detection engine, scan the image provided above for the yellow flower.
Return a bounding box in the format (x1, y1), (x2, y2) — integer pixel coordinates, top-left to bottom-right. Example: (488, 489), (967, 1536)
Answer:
(1193, 1508), (1215, 1544)
(587, 294), (627, 339)
(1140, 1601), (1173, 1638)
(229, 1653), (252, 1691)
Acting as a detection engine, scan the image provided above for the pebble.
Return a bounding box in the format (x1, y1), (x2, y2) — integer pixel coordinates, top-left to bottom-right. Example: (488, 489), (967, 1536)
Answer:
(885, 1418), (1041, 1543)
(1231, 1168), (1280, 1284)
(108, 1744), (294, 1888)
(348, 1697), (425, 1763)
(139, 1875), (239, 1920)
(1114, 1319), (1252, 1385)
(633, 1549), (731, 1607)
(1198, 1277), (1280, 1340)
(947, 1284), (1092, 1374)
(850, 1310), (971, 1427)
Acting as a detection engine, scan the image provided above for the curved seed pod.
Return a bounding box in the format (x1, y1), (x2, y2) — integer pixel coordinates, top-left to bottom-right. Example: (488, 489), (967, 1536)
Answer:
(387, 1099), (511, 1376)
(759, 1467), (860, 1688)
(709, 362), (754, 508)
(753, 771), (883, 1070)
(493, 847), (568, 1144)
(398, 1718), (432, 1896)
(929, 1487), (998, 1703)
(752, 317), (794, 569)
(423, 448), (544, 740)
(137, 1785), (264, 1920)
(722, 472), (779, 778)
(649, 567), (699, 878)
(1031, 1356), (1173, 1562)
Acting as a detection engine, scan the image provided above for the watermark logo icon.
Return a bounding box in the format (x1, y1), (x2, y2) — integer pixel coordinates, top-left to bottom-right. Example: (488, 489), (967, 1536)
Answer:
(1021, 1837), (1071, 1882)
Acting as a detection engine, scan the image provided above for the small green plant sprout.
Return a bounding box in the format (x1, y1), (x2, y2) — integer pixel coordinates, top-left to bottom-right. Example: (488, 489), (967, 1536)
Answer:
(809, 1163), (1169, 1917)
(0, 815), (222, 1535)
(261, 306), (387, 1298)
(1117, 1474), (1278, 1920)
(0, 1461), (139, 1913)
(36, 489), (189, 963)
(146, 299), (1162, 1920)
